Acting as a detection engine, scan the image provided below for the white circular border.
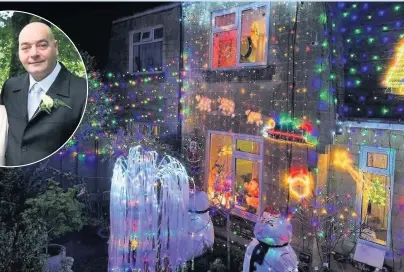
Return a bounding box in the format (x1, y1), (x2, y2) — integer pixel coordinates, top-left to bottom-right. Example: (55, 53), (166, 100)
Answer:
(0, 10), (89, 168)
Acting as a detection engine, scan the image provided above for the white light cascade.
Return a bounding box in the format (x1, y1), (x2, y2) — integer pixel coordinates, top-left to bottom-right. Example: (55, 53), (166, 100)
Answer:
(108, 146), (191, 271)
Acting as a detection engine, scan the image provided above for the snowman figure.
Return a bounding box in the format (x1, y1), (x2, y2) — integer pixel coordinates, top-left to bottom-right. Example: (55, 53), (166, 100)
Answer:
(187, 191), (215, 259)
(243, 209), (298, 272)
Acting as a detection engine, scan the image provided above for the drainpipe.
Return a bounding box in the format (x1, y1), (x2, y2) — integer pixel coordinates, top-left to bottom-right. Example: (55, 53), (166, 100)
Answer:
(177, 5), (184, 150)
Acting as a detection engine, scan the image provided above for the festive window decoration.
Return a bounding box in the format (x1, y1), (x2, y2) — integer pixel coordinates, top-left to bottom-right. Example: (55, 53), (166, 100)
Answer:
(129, 25), (164, 73)
(358, 146), (395, 248)
(235, 159), (260, 214)
(366, 152), (388, 169)
(360, 173), (390, 246)
(211, 4), (269, 69)
(245, 110), (263, 126)
(218, 145), (233, 157)
(235, 139), (260, 155)
(285, 168), (313, 200)
(333, 147), (395, 248)
(262, 113), (318, 146)
(212, 30), (237, 68)
(208, 133), (233, 208)
(214, 12), (236, 28)
(240, 8), (267, 64)
(195, 95), (212, 112)
(207, 132), (263, 218)
(385, 41), (404, 95)
(217, 97), (235, 117)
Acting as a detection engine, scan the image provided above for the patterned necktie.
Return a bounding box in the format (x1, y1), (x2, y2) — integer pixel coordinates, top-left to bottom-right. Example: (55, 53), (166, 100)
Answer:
(28, 83), (44, 120)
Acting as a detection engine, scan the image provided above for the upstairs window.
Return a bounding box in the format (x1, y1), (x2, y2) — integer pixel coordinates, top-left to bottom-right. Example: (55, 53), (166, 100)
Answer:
(129, 26), (163, 73)
(211, 4), (270, 69)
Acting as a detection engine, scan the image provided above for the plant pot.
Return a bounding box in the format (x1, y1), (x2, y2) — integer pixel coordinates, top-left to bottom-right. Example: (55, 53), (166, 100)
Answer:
(44, 244), (66, 272)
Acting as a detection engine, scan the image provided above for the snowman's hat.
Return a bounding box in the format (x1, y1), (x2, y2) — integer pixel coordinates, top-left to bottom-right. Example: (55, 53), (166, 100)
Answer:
(253, 206), (293, 246)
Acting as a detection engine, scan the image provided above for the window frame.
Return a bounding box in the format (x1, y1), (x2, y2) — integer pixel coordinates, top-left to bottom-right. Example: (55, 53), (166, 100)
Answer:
(209, 3), (271, 70)
(127, 121), (160, 137)
(205, 130), (264, 222)
(357, 145), (396, 250)
(128, 25), (164, 73)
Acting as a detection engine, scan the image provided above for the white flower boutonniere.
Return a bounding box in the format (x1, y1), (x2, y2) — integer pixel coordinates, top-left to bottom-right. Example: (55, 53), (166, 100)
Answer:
(40, 94), (71, 114)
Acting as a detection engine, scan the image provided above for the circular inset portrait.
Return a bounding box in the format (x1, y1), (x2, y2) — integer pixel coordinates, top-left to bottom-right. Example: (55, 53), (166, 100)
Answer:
(0, 11), (88, 167)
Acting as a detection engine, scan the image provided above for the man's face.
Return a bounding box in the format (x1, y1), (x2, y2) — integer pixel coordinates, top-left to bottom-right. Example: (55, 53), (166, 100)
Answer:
(18, 24), (59, 81)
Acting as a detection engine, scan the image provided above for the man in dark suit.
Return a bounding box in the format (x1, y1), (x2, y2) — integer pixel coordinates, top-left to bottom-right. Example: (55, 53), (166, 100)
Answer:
(0, 22), (87, 167)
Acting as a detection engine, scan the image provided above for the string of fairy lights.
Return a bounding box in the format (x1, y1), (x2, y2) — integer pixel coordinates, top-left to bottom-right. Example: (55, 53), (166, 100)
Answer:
(333, 2), (404, 120)
(57, 66), (182, 161)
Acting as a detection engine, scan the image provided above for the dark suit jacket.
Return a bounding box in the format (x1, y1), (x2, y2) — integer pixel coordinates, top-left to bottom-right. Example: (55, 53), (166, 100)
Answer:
(0, 63), (87, 166)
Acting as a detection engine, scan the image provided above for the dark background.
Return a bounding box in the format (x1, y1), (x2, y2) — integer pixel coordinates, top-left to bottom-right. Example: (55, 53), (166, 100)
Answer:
(1, 2), (170, 70)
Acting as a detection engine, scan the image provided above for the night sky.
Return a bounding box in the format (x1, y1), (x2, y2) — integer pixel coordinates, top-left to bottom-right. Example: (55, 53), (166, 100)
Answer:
(1, 2), (171, 70)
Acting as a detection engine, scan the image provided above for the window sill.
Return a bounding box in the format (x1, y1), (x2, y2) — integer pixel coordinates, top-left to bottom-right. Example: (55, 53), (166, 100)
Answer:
(357, 238), (389, 252)
(201, 65), (275, 83)
(131, 70), (164, 76)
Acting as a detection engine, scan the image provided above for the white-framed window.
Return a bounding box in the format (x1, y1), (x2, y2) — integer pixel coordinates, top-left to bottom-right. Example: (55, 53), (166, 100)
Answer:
(127, 122), (160, 137)
(210, 3), (270, 69)
(205, 131), (264, 221)
(129, 25), (164, 73)
(357, 146), (395, 249)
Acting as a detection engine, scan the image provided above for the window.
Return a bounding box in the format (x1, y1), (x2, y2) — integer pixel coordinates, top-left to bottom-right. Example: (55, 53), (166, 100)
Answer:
(211, 4), (269, 69)
(367, 152), (388, 169)
(236, 139), (260, 155)
(127, 122), (160, 137)
(207, 131), (263, 220)
(358, 146), (395, 249)
(129, 26), (163, 73)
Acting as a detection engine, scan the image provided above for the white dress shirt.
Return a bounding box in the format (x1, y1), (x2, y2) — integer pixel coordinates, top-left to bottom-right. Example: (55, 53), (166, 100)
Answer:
(28, 62), (61, 118)
(28, 61), (61, 93)
(0, 105), (8, 166)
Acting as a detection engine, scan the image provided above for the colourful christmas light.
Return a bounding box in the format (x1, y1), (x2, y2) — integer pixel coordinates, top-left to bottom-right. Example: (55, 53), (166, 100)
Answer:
(385, 41), (404, 95)
(285, 168), (313, 200)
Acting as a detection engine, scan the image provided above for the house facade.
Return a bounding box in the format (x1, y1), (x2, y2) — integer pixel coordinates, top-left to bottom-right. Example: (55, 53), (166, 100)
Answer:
(107, 3), (182, 146)
(326, 2), (404, 270)
(181, 0), (336, 264)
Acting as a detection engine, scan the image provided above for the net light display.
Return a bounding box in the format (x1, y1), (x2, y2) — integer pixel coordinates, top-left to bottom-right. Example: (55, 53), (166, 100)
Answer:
(58, 66), (181, 163)
(334, 2), (404, 120)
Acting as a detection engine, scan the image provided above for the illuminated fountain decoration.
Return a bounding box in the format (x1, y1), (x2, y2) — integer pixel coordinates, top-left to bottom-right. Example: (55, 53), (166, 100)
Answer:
(108, 146), (192, 271)
(262, 113), (318, 146)
(384, 41), (404, 95)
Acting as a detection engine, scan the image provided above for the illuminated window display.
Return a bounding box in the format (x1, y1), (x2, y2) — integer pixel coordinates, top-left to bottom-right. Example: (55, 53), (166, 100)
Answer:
(211, 4), (269, 69)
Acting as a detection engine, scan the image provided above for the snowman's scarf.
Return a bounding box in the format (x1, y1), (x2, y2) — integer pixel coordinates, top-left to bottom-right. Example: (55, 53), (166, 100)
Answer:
(249, 241), (289, 271)
(188, 207), (210, 214)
